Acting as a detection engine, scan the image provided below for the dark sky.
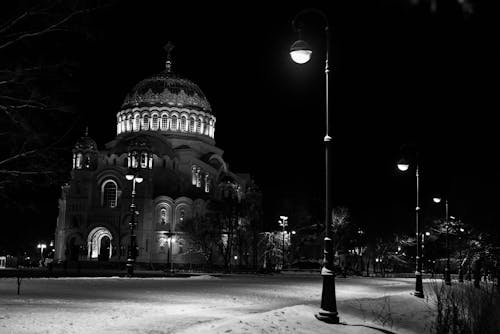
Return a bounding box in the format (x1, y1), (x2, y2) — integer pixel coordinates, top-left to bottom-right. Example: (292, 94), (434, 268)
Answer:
(3, 0), (499, 251)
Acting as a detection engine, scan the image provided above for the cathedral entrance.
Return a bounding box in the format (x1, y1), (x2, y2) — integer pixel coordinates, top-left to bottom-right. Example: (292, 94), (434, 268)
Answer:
(87, 227), (113, 261)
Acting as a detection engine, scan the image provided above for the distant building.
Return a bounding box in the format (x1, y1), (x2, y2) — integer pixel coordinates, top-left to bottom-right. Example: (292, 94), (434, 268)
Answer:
(54, 47), (254, 265)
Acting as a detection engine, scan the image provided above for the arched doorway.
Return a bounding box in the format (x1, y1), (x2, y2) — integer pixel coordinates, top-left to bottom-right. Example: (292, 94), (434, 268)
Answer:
(87, 227), (113, 261)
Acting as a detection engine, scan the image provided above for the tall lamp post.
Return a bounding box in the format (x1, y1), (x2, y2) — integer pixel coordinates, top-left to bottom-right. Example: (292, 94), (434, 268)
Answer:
(397, 158), (424, 298)
(433, 197), (451, 285)
(290, 8), (339, 323)
(279, 216), (288, 269)
(125, 172), (143, 277)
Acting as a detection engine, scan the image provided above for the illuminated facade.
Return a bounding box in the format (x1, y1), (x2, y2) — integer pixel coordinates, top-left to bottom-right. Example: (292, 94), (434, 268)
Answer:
(54, 54), (249, 265)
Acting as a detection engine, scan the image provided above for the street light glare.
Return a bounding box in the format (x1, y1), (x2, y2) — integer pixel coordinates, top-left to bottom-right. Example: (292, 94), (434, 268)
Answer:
(289, 40), (312, 64)
(125, 174), (134, 181)
(135, 176), (144, 183)
(397, 159), (409, 171)
(433, 197), (442, 203)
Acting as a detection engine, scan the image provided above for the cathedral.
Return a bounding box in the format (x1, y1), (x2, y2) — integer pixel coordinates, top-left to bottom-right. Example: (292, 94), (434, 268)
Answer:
(54, 45), (253, 266)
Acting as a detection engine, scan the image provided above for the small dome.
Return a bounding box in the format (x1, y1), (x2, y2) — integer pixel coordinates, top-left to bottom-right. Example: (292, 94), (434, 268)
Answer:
(121, 70), (212, 113)
(74, 134), (97, 151)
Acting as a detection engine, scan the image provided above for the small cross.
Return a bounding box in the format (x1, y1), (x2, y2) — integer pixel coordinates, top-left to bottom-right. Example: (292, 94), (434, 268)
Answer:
(163, 41), (175, 60)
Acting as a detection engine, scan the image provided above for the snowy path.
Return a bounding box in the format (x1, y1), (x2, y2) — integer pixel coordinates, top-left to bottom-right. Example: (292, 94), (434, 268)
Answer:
(0, 274), (436, 333)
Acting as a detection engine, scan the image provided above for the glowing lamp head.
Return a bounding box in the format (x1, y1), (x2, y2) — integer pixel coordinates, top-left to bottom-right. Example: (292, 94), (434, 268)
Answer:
(425, 232), (431, 236)
(290, 40), (312, 64)
(433, 197), (442, 203)
(135, 176), (144, 183)
(397, 158), (409, 172)
(126, 174), (134, 181)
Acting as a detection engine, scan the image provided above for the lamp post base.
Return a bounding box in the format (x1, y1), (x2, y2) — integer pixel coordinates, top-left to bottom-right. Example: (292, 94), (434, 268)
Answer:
(316, 270), (340, 324)
(315, 311), (340, 324)
(415, 272), (424, 298)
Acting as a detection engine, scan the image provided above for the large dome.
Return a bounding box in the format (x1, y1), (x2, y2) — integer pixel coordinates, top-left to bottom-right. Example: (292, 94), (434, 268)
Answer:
(116, 63), (217, 141)
(121, 70), (212, 113)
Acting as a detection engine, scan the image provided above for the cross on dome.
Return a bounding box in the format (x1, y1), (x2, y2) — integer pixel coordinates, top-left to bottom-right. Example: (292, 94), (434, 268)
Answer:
(163, 41), (175, 73)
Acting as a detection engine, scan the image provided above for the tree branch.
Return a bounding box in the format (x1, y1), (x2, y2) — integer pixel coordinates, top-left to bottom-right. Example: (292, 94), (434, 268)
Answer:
(0, 7), (97, 51)
(0, 150), (38, 167)
(0, 169), (53, 175)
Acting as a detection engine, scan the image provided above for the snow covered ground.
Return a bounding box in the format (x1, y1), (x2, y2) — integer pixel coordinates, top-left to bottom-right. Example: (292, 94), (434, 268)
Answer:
(0, 274), (437, 333)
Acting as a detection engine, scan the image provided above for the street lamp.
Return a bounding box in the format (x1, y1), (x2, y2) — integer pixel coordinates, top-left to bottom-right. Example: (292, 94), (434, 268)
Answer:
(290, 8), (339, 324)
(164, 230), (175, 275)
(125, 172), (143, 277)
(397, 158), (424, 298)
(433, 197), (451, 285)
(37, 243), (47, 263)
(279, 216), (288, 269)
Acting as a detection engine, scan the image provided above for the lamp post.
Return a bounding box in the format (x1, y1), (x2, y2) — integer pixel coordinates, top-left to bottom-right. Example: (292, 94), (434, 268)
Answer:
(458, 226), (465, 283)
(397, 158), (424, 298)
(164, 230), (175, 275)
(433, 197), (451, 285)
(290, 8), (339, 324)
(125, 172), (143, 277)
(279, 216), (288, 269)
(37, 243), (47, 264)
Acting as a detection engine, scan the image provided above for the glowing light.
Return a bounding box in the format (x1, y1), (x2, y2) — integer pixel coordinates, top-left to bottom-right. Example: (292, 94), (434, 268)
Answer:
(289, 40), (312, 64)
(433, 197), (441, 203)
(397, 159), (409, 171)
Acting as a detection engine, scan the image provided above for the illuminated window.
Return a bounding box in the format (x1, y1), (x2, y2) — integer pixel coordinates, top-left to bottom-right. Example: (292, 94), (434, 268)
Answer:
(171, 115), (178, 131)
(180, 116), (187, 132)
(191, 165), (197, 185)
(133, 115), (140, 131)
(152, 114), (159, 130)
(76, 153), (83, 169)
(196, 168), (201, 187)
(189, 117), (196, 132)
(205, 174), (210, 193)
(161, 114), (168, 130)
(140, 152), (148, 168)
(197, 118), (202, 134)
(160, 208), (167, 224)
(142, 114), (149, 130)
(127, 116), (132, 132)
(102, 180), (118, 208)
(131, 151), (138, 168)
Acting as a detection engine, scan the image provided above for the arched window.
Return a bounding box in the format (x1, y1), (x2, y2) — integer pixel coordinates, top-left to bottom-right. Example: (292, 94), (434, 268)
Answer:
(131, 151), (138, 168)
(196, 118), (202, 134)
(127, 116), (132, 132)
(76, 153), (83, 169)
(160, 207), (168, 224)
(142, 114), (149, 130)
(161, 114), (168, 130)
(191, 165), (197, 185)
(171, 115), (178, 131)
(196, 168), (201, 188)
(140, 152), (148, 168)
(133, 115), (140, 131)
(102, 180), (118, 208)
(205, 174), (210, 193)
(152, 114), (159, 130)
(180, 116), (187, 132)
(189, 117), (196, 133)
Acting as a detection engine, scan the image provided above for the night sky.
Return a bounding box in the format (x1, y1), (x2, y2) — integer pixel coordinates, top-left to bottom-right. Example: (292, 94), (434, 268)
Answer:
(3, 1), (499, 251)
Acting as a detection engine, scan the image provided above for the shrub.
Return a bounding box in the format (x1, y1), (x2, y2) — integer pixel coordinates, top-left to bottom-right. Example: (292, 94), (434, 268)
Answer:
(431, 280), (500, 333)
